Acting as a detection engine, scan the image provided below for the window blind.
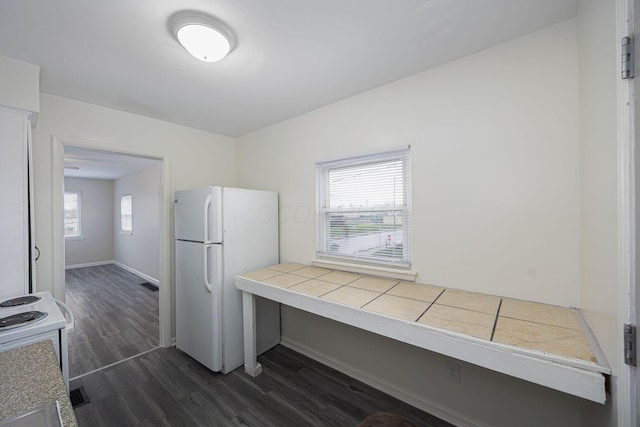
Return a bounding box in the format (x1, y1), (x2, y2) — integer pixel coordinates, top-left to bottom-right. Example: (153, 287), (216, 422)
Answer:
(120, 195), (133, 233)
(64, 191), (81, 237)
(316, 147), (411, 267)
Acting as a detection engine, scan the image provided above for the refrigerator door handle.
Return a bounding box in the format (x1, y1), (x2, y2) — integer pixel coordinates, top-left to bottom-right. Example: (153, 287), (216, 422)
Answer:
(204, 245), (213, 293)
(203, 194), (212, 243)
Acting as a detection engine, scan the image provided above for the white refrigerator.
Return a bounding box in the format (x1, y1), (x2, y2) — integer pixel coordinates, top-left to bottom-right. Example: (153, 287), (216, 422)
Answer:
(174, 186), (280, 373)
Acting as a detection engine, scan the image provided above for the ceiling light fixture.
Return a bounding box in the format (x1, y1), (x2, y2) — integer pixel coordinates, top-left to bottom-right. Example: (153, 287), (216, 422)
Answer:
(170, 11), (236, 63)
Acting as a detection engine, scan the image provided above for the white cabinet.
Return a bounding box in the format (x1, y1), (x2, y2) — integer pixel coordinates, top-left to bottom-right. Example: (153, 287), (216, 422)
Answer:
(0, 108), (32, 299)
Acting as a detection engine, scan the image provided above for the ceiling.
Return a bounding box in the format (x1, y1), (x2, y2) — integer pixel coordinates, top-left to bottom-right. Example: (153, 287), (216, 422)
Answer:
(64, 147), (159, 180)
(0, 1), (578, 138)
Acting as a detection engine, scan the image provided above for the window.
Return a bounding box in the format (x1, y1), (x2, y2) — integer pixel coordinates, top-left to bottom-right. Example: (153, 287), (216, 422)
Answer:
(316, 147), (411, 267)
(64, 191), (81, 238)
(120, 194), (133, 233)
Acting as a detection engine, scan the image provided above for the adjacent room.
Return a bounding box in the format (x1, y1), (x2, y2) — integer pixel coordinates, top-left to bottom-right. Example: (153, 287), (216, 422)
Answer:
(0, 1), (637, 426)
(62, 147), (161, 378)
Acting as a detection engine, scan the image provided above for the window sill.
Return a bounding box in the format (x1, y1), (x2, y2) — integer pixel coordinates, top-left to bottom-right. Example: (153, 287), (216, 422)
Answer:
(120, 231), (132, 236)
(64, 236), (84, 241)
(311, 258), (417, 282)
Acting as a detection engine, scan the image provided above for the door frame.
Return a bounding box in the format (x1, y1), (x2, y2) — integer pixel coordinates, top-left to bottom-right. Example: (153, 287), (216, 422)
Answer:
(617, 0), (637, 423)
(630, 0), (639, 421)
(51, 135), (172, 348)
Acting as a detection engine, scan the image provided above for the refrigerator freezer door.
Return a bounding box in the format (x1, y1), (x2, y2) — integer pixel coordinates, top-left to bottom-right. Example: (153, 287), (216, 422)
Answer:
(175, 239), (222, 371)
(174, 187), (222, 243)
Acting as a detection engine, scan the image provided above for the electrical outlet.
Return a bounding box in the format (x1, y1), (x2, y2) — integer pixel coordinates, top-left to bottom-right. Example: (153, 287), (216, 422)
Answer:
(447, 362), (461, 384)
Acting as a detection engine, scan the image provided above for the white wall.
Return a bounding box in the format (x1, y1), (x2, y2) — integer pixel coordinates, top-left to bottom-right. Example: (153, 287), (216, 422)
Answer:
(34, 93), (236, 292)
(64, 177), (114, 267)
(236, 20), (586, 426)
(577, 0), (619, 425)
(284, 308), (585, 427)
(32, 93), (236, 340)
(0, 54), (39, 113)
(237, 19), (580, 307)
(113, 165), (160, 282)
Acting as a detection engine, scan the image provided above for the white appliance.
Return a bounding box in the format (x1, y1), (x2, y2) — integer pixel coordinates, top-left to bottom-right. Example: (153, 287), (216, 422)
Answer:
(0, 108), (35, 299)
(0, 291), (73, 390)
(174, 186), (280, 373)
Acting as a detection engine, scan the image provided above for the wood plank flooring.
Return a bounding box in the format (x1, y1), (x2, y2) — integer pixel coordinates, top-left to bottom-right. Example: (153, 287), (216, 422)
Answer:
(65, 264), (159, 378)
(71, 344), (453, 427)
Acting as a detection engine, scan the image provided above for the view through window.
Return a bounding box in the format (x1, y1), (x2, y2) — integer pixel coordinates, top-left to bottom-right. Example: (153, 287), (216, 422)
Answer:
(120, 194), (133, 233)
(64, 191), (81, 238)
(316, 147), (411, 266)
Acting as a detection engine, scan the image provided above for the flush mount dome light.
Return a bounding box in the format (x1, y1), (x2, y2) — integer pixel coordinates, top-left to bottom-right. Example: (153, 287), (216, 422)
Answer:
(170, 12), (236, 62)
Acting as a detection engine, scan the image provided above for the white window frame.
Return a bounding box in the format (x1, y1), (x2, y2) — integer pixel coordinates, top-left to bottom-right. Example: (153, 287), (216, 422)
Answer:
(64, 191), (82, 239)
(315, 146), (411, 267)
(120, 194), (133, 234)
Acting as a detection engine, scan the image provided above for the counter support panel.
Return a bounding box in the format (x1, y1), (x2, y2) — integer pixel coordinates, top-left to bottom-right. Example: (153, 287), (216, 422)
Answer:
(242, 291), (262, 377)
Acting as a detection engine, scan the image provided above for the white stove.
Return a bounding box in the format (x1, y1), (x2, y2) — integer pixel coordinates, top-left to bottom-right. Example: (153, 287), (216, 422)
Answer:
(0, 291), (71, 390)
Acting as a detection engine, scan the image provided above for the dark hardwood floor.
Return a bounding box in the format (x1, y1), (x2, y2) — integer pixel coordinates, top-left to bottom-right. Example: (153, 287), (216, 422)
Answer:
(71, 344), (453, 427)
(65, 264), (159, 378)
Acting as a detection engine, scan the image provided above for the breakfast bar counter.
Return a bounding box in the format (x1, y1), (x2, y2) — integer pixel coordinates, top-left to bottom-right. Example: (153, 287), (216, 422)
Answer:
(236, 262), (610, 404)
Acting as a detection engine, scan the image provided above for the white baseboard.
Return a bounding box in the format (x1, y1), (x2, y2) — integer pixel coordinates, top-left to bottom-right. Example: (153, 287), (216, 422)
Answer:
(66, 260), (160, 287)
(65, 260), (114, 270)
(280, 337), (487, 427)
(113, 261), (159, 287)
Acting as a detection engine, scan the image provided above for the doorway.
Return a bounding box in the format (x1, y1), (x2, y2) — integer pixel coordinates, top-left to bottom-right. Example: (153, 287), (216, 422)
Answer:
(51, 137), (171, 379)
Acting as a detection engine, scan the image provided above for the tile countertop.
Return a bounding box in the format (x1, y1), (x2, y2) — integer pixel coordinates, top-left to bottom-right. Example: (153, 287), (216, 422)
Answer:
(0, 340), (77, 426)
(238, 262), (606, 368)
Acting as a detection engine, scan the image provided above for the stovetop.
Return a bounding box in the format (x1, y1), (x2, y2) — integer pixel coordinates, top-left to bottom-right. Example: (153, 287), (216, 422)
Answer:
(0, 291), (66, 343)
(0, 295), (41, 308)
(0, 311), (48, 330)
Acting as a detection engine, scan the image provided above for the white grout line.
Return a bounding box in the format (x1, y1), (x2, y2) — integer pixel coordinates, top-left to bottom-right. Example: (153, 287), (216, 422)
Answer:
(69, 346), (160, 382)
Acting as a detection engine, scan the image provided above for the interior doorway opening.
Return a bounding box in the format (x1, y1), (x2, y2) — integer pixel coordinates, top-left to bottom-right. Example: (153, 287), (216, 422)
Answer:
(52, 139), (170, 379)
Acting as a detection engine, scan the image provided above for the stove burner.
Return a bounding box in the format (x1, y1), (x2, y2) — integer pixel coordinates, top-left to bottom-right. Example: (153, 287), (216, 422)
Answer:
(0, 311), (48, 329)
(0, 295), (41, 308)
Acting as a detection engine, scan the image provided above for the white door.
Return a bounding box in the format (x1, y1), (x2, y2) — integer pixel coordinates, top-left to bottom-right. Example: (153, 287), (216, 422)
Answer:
(633, 0), (640, 419)
(0, 109), (29, 299)
(174, 187), (222, 243)
(175, 239), (222, 371)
